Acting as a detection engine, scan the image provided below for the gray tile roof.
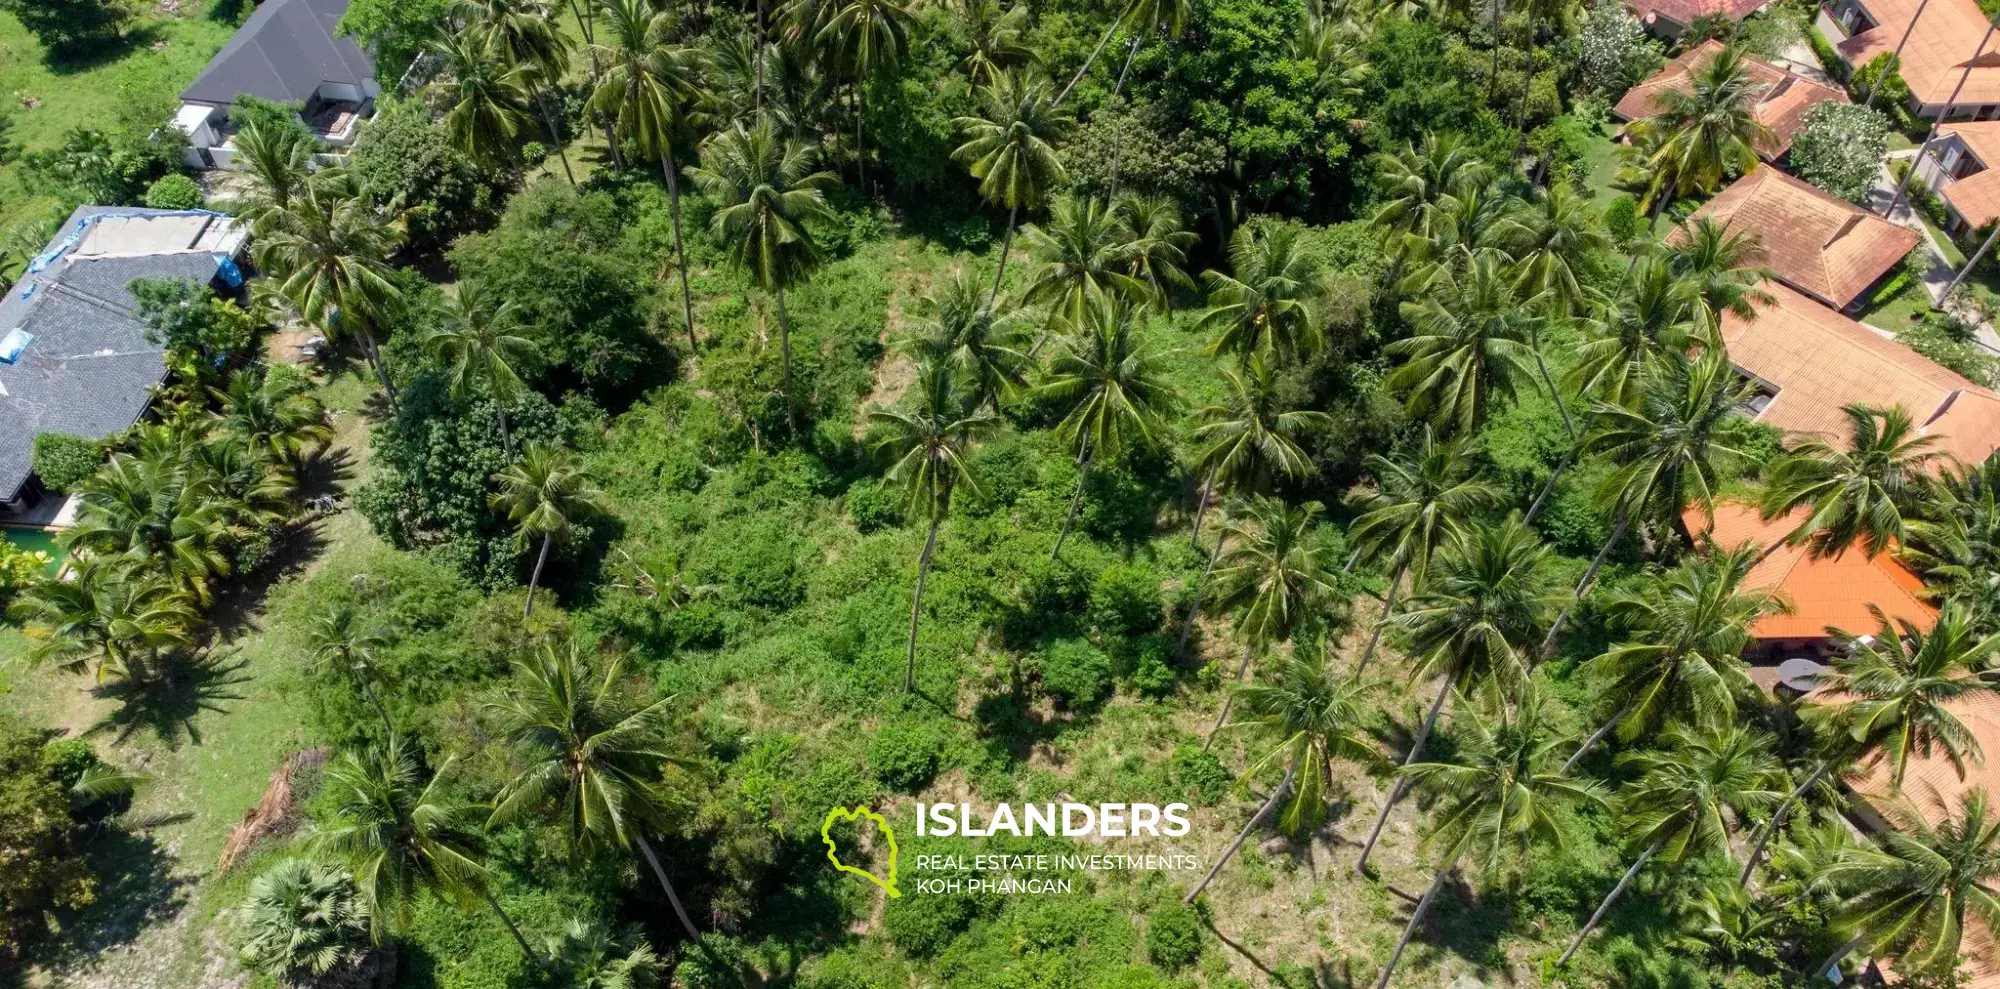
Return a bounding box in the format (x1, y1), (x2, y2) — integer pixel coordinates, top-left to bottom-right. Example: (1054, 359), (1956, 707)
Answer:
(180, 0), (376, 107)
(0, 208), (233, 503)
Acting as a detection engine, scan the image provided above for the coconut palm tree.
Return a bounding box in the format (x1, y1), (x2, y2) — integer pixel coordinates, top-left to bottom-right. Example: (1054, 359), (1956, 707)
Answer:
(458, 0), (578, 184)
(952, 0), (1036, 84)
(1761, 404), (1945, 561)
(1200, 496), (1340, 747)
(488, 641), (706, 941)
(252, 172), (407, 407)
(590, 0), (703, 351)
(1826, 787), (2000, 976)
(426, 283), (537, 458)
(1907, 454), (2000, 610)
(952, 70), (1074, 302)
(1558, 725), (1784, 965)
(211, 368), (332, 473)
(1036, 293), (1175, 560)
(1187, 354), (1332, 541)
(1356, 515), (1553, 875)
(1494, 183), (1607, 316)
(236, 858), (377, 984)
(818, 0), (914, 192)
(1114, 194), (1197, 308)
(869, 360), (999, 692)
(1626, 44), (1775, 212)
(1194, 223), (1328, 362)
(1371, 131), (1493, 268)
(1663, 215), (1773, 326)
(1542, 349), (1755, 655)
(66, 454), (237, 606)
(1348, 427), (1504, 675)
(1019, 195), (1148, 338)
(1376, 679), (1608, 989)
(428, 28), (536, 167)
(1567, 544), (1788, 770)
(306, 600), (396, 738)
(896, 267), (1032, 409)
(224, 120), (316, 233)
(1185, 655), (1379, 902)
(687, 118), (839, 433)
(490, 443), (610, 619)
(315, 738), (541, 964)
(9, 557), (198, 686)
(1568, 257), (1701, 407)
(1386, 250), (1536, 435)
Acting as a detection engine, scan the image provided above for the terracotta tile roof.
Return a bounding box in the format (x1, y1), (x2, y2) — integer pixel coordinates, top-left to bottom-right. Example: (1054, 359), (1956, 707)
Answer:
(1939, 122), (2000, 227)
(1621, 0), (1769, 27)
(1612, 41), (1850, 159)
(1839, 0), (2000, 108)
(1682, 501), (1937, 639)
(1688, 169), (1920, 309)
(1717, 282), (2000, 465)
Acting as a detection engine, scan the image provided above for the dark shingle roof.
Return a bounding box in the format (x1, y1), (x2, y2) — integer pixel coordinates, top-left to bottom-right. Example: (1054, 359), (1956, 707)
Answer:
(180, 0), (376, 107)
(0, 209), (235, 503)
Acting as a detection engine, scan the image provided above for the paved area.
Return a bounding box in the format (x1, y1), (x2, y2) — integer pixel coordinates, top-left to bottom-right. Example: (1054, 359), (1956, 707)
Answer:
(1864, 152), (2000, 351)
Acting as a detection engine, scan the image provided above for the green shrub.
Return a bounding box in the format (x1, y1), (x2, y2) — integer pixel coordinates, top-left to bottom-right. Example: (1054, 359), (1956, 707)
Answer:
(884, 874), (978, 955)
(142, 174), (203, 210)
(1037, 637), (1112, 708)
(30, 433), (102, 492)
(1117, 635), (1180, 697)
(1145, 903), (1204, 970)
(1091, 563), (1163, 637)
(846, 478), (902, 533)
(869, 720), (946, 792)
(1602, 195), (1642, 244)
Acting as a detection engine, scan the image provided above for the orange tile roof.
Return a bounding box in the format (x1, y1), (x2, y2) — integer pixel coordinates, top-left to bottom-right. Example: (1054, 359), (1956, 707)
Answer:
(1622, 0), (1770, 27)
(1839, 0), (2000, 108)
(1939, 122), (2000, 227)
(1682, 501), (1937, 639)
(1717, 282), (2000, 466)
(1612, 41), (1850, 159)
(1689, 169), (1920, 309)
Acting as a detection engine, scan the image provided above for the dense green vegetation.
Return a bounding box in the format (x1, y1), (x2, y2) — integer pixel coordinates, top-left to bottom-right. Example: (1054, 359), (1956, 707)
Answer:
(6, 0), (2000, 987)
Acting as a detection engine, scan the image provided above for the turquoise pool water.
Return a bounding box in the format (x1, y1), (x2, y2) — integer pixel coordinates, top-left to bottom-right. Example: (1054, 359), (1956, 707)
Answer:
(1, 528), (64, 575)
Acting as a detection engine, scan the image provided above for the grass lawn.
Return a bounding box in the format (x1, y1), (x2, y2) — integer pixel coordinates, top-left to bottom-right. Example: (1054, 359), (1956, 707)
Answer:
(1579, 127), (1628, 208)
(1857, 276), (1934, 333)
(0, 1), (248, 233)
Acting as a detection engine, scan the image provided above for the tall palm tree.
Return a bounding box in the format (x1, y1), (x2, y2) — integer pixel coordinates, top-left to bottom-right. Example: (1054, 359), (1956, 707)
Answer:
(1386, 250), (1536, 435)
(1568, 257), (1700, 407)
(1626, 45), (1775, 212)
(1494, 183), (1607, 315)
(1187, 354), (1332, 540)
(428, 29), (536, 167)
(591, 0), (703, 351)
(1376, 680), (1608, 989)
(458, 0), (578, 184)
(1761, 404), (1945, 561)
(817, 0), (914, 192)
(1186, 655), (1379, 902)
(686, 118), (839, 433)
(1194, 223), (1328, 362)
(1348, 427), (1504, 675)
(952, 0), (1036, 85)
(1542, 350), (1755, 655)
(896, 268), (1032, 409)
(1907, 454), (2000, 610)
(306, 601), (396, 737)
(1357, 515), (1553, 874)
(1371, 131), (1492, 268)
(869, 360), (999, 692)
(1019, 195), (1147, 337)
(8, 557), (197, 686)
(1663, 216), (1773, 326)
(952, 70), (1073, 302)
(1200, 497), (1340, 747)
(488, 641), (705, 941)
(1827, 788), (2000, 976)
(426, 283), (536, 458)
(315, 739), (541, 964)
(1035, 294), (1175, 560)
(490, 444), (610, 619)
(1113, 194), (1197, 307)
(211, 368), (332, 473)
(1568, 544), (1787, 770)
(224, 120), (315, 233)
(1559, 725), (1784, 965)
(252, 172), (407, 407)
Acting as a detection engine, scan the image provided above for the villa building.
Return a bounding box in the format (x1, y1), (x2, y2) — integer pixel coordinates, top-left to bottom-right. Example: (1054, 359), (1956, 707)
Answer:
(172, 0), (380, 171)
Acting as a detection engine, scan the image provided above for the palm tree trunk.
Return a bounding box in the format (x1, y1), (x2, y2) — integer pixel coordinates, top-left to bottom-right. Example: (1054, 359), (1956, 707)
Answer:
(774, 286), (797, 435)
(359, 326), (398, 413)
(755, 0), (766, 111)
(1202, 642), (1259, 754)
(660, 150), (699, 353)
(1523, 331), (1577, 526)
(1189, 465), (1217, 547)
(1523, 450), (1571, 525)
(524, 533), (552, 619)
(526, 79), (577, 186)
(1184, 764), (1294, 903)
(1357, 677), (1454, 875)
(498, 406), (513, 460)
(1563, 699), (1636, 772)
(1353, 563), (1405, 677)
(364, 680), (395, 739)
(474, 884), (542, 965)
(567, 0), (620, 170)
(1558, 835), (1665, 966)
(1051, 445), (1092, 561)
(904, 515), (943, 693)
(1177, 531), (1225, 660)
(1056, 19), (1121, 107)
(634, 832), (704, 941)
(1738, 760), (1829, 887)
(1107, 36), (1142, 196)
(856, 81), (868, 196)
(989, 204), (1018, 308)
(1376, 867), (1453, 989)
(1866, 0), (1930, 109)
(1540, 509), (1628, 657)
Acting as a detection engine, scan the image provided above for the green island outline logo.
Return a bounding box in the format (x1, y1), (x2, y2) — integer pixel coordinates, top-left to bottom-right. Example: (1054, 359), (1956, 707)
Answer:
(821, 805), (901, 898)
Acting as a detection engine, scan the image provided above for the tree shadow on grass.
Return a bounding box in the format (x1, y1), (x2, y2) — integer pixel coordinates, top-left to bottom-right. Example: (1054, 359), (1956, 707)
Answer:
(81, 651), (251, 749)
(28, 824), (192, 976)
(1382, 872), (1514, 983)
(39, 26), (168, 76)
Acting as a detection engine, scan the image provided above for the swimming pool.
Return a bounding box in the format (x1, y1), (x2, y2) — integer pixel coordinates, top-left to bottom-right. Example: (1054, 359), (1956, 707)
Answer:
(1, 528), (65, 576)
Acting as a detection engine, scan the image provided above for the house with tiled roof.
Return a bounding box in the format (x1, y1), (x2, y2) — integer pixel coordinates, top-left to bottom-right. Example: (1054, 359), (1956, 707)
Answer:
(1909, 121), (2000, 235)
(1612, 41), (1849, 160)
(171, 0), (379, 171)
(1831, 0), (2000, 120)
(1718, 281), (2000, 465)
(1687, 169), (1920, 311)
(1623, 0), (1773, 37)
